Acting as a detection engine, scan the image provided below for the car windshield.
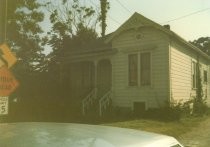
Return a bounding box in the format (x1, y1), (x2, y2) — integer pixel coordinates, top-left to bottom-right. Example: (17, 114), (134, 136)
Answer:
(0, 0), (210, 147)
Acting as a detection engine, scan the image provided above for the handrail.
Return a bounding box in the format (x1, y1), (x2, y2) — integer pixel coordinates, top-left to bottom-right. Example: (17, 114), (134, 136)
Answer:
(99, 90), (112, 116)
(82, 88), (97, 115)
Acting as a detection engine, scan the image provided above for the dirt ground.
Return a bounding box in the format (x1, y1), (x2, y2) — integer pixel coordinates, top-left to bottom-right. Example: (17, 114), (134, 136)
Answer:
(179, 117), (210, 147)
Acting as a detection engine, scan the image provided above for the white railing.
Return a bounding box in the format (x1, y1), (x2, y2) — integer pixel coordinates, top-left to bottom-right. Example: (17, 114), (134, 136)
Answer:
(82, 88), (97, 115)
(99, 90), (112, 116)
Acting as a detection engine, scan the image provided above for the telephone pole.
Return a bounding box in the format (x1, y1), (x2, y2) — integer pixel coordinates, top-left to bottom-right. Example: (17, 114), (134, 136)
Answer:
(0, 0), (7, 44)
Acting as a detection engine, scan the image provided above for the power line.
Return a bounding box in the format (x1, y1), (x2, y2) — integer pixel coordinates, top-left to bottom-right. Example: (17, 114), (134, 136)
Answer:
(108, 15), (121, 25)
(115, 0), (132, 14)
(162, 7), (210, 24)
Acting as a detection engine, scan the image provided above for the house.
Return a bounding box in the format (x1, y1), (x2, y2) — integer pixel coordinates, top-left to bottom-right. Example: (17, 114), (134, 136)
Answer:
(62, 12), (210, 116)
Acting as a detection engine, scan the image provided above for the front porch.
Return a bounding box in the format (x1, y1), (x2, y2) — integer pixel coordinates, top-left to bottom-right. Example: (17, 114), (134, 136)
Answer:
(65, 58), (113, 117)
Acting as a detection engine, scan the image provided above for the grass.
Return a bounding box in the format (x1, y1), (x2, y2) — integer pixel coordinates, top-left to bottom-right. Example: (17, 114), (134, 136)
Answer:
(102, 116), (206, 139)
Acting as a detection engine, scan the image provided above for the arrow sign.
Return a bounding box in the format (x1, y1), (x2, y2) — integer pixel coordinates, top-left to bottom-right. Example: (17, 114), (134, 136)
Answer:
(0, 66), (19, 96)
(0, 57), (5, 67)
(0, 43), (17, 68)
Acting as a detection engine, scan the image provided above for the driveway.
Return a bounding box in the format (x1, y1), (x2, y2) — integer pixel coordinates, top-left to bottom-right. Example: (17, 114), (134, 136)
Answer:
(179, 117), (210, 147)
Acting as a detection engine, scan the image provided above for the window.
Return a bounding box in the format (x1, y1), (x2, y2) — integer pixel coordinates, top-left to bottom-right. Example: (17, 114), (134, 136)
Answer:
(204, 70), (207, 83)
(128, 54), (138, 86)
(192, 61), (197, 89)
(140, 52), (151, 86)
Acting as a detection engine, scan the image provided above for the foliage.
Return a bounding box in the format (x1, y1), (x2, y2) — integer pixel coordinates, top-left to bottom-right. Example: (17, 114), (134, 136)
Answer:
(44, 0), (109, 92)
(6, 0), (45, 72)
(192, 56), (208, 116)
(4, 0), (48, 101)
(46, 0), (100, 52)
(134, 100), (197, 121)
(141, 104), (182, 121)
(3, 0), (111, 122)
(100, 0), (110, 37)
(190, 37), (210, 56)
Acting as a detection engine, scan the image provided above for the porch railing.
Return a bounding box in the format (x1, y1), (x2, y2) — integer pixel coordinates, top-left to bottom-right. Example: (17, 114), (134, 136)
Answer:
(99, 90), (112, 116)
(82, 88), (97, 115)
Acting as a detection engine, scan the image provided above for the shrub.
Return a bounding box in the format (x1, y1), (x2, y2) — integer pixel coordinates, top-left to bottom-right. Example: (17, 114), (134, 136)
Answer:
(193, 98), (208, 116)
(192, 56), (208, 116)
(141, 100), (195, 121)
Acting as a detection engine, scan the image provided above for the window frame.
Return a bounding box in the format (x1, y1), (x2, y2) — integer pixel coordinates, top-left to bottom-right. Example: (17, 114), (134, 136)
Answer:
(192, 61), (197, 89)
(140, 52), (151, 86)
(204, 70), (207, 84)
(128, 54), (138, 86)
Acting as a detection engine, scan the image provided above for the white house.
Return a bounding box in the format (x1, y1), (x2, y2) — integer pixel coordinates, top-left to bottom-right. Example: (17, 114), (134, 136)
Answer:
(63, 12), (210, 116)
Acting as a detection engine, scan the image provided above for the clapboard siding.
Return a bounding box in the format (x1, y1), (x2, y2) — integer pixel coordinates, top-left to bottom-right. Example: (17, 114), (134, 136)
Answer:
(170, 41), (210, 105)
(111, 28), (170, 109)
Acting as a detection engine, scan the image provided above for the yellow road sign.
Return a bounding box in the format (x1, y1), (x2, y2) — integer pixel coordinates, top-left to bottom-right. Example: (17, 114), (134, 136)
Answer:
(0, 43), (17, 68)
(0, 59), (4, 67)
(0, 66), (19, 96)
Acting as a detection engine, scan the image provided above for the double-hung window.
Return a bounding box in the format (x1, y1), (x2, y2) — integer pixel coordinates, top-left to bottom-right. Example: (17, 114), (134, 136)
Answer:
(128, 52), (151, 86)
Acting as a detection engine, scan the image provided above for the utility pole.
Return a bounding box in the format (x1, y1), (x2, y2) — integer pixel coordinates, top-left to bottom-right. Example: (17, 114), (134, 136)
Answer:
(100, 0), (108, 38)
(0, 0), (7, 44)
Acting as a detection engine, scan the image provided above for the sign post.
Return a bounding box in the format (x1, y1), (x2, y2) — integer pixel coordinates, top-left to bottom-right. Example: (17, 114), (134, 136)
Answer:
(0, 97), (8, 115)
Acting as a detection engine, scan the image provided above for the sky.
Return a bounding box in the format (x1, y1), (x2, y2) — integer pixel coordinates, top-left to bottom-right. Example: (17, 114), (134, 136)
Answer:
(40, 0), (210, 54)
(101, 0), (210, 41)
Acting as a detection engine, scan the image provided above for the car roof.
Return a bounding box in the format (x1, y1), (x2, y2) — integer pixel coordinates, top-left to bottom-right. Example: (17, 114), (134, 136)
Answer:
(0, 122), (182, 147)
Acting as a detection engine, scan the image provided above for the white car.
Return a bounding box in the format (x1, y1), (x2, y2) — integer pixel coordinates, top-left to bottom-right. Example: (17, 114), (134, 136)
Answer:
(0, 122), (183, 147)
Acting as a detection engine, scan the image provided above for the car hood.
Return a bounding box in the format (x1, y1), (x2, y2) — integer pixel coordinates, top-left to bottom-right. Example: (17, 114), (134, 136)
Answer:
(0, 122), (182, 147)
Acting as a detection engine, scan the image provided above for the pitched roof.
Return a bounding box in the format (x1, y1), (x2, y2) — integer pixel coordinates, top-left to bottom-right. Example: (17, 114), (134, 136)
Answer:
(105, 12), (210, 59)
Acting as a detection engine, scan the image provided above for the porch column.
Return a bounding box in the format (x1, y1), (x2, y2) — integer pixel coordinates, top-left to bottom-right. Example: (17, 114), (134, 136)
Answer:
(110, 58), (113, 92)
(94, 60), (98, 99)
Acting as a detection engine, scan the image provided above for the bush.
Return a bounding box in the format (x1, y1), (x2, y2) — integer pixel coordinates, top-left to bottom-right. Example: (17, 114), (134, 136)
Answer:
(193, 98), (208, 116)
(141, 100), (195, 121)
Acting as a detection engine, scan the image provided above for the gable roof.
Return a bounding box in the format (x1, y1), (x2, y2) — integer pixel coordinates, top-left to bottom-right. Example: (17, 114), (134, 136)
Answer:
(105, 12), (210, 60)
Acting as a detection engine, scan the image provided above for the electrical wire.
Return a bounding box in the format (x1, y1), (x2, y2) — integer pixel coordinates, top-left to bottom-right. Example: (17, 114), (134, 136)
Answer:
(114, 0), (132, 14)
(107, 15), (121, 25)
(162, 7), (210, 24)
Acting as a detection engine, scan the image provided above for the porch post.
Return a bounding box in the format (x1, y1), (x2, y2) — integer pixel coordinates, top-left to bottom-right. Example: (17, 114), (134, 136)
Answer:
(94, 60), (98, 99)
(110, 58), (113, 92)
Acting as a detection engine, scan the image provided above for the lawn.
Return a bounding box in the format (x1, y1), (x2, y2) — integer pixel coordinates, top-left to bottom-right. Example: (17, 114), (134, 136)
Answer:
(102, 117), (206, 139)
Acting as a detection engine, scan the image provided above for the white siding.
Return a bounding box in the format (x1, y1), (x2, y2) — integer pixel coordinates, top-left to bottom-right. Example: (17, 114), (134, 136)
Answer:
(170, 41), (210, 105)
(111, 27), (170, 109)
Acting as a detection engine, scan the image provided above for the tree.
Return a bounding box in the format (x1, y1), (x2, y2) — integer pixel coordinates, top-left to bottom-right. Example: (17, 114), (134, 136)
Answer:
(100, 0), (109, 38)
(1, 0), (46, 75)
(190, 37), (210, 56)
(46, 0), (100, 52)
(1, 0), (50, 121)
(45, 0), (103, 85)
